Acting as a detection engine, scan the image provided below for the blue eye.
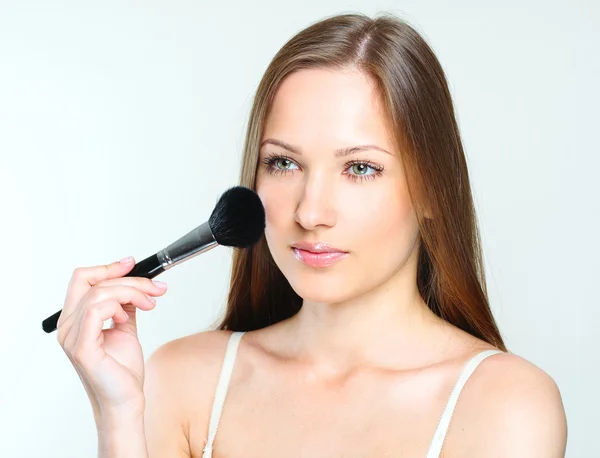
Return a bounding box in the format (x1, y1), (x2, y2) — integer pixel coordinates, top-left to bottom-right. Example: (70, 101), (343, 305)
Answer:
(272, 157), (299, 171)
(350, 163), (373, 176)
(260, 153), (384, 183)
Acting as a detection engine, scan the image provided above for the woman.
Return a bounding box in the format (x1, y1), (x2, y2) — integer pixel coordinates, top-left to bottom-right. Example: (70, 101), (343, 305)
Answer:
(57, 12), (567, 457)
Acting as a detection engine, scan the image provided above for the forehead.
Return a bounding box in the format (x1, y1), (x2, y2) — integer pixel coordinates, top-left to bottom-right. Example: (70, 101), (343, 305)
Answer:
(263, 68), (394, 149)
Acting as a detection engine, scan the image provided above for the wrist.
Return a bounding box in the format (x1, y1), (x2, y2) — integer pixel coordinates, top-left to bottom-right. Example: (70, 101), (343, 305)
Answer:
(97, 414), (148, 458)
(95, 398), (145, 430)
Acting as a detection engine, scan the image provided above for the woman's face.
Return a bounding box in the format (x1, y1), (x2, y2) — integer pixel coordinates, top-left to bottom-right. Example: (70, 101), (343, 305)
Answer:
(255, 68), (420, 304)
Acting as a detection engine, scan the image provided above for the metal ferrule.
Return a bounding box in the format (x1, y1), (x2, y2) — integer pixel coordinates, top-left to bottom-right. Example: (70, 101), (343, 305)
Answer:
(157, 221), (217, 270)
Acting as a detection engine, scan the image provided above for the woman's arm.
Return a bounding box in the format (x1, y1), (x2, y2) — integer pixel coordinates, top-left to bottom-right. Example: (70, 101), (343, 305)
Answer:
(142, 330), (236, 458)
(97, 413), (148, 457)
(490, 370), (567, 456)
(143, 341), (195, 458)
(468, 353), (568, 457)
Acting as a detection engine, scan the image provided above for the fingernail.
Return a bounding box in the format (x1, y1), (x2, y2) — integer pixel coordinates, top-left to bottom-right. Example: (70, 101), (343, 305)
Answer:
(152, 280), (167, 289)
(147, 295), (156, 303)
(119, 256), (133, 263)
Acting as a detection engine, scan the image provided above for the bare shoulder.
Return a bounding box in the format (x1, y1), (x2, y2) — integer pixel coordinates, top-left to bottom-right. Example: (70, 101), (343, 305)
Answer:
(448, 350), (568, 457)
(143, 330), (234, 456)
(144, 329), (234, 409)
(146, 329), (234, 374)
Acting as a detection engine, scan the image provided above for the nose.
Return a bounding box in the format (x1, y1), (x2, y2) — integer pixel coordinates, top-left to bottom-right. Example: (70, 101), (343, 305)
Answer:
(294, 171), (337, 230)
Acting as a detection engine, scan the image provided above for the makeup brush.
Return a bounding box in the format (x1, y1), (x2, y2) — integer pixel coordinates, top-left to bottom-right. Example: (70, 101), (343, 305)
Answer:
(41, 186), (265, 333)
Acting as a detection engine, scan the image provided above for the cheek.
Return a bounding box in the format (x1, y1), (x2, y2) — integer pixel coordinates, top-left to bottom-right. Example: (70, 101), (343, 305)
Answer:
(343, 183), (417, 269)
(256, 178), (294, 236)
(381, 196), (415, 244)
(349, 184), (414, 237)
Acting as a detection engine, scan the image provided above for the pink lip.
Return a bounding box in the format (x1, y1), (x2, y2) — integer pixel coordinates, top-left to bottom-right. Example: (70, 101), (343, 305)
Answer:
(290, 241), (346, 253)
(292, 247), (348, 268)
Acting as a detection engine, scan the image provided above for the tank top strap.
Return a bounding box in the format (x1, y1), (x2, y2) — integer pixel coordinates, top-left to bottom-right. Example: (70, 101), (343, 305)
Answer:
(202, 331), (246, 458)
(425, 349), (504, 458)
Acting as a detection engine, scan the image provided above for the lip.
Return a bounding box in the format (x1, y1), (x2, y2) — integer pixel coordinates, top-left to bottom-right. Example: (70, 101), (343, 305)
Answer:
(290, 241), (347, 253)
(290, 241), (348, 268)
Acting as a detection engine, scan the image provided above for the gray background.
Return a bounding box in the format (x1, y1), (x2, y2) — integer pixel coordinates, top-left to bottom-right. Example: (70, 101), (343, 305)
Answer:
(0, 0), (597, 456)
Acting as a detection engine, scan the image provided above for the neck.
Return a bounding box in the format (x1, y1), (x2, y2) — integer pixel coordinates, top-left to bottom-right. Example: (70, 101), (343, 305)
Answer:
(282, 267), (446, 374)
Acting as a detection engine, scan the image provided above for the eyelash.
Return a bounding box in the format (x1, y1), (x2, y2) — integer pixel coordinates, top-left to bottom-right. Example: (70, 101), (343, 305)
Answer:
(260, 153), (384, 183)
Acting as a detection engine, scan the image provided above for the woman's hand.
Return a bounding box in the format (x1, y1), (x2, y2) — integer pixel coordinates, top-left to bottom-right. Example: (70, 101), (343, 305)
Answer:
(56, 256), (168, 421)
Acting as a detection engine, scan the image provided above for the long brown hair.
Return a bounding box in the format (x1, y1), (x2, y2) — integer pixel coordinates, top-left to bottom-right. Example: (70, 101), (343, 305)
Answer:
(214, 12), (506, 352)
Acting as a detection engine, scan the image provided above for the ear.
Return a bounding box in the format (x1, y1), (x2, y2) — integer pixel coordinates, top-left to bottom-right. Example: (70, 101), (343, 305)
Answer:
(418, 202), (433, 220)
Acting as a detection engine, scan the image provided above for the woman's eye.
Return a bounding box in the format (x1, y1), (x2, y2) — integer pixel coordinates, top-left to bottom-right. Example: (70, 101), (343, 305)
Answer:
(261, 154), (383, 182)
(275, 158), (297, 170)
(351, 163), (372, 176)
(261, 155), (299, 175)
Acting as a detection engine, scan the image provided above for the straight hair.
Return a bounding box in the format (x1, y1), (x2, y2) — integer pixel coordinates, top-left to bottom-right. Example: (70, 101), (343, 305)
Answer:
(214, 12), (506, 352)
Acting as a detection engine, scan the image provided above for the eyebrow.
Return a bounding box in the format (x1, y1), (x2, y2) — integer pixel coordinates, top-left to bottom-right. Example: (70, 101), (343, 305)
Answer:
(260, 138), (392, 157)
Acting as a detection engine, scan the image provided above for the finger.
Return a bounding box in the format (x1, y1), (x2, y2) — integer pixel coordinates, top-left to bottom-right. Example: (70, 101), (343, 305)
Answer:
(60, 302), (127, 351)
(71, 290), (156, 361)
(61, 257), (136, 319)
(110, 301), (141, 334)
(62, 284), (156, 349)
(94, 276), (168, 298)
(87, 284), (158, 312)
(69, 299), (124, 367)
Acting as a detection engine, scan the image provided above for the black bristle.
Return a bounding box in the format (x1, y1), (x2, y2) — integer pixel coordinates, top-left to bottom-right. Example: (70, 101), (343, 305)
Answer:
(208, 186), (266, 248)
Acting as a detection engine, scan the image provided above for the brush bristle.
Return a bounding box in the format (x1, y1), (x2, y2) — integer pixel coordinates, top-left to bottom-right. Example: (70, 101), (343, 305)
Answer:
(208, 186), (266, 248)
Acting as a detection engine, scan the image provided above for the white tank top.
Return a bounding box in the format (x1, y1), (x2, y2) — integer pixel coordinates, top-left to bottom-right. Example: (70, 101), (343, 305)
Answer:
(201, 331), (503, 458)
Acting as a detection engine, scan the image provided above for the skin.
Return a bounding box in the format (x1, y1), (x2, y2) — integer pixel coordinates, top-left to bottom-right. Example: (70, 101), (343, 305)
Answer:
(142, 68), (568, 457)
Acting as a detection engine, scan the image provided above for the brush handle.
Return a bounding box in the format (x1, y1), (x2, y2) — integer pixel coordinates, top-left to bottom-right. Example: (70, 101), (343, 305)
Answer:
(43, 220), (218, 334)
(41, 253), (165, 334)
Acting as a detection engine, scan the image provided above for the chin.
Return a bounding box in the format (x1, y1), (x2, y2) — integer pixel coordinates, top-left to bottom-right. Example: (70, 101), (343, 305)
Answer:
(291, 285), (352, 305)
(270, 244), (371, 303)
(284, 268), (362, 304)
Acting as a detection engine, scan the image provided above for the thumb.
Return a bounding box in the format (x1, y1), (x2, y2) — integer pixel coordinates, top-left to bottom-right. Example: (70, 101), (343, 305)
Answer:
(111, 302), (140, 334)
